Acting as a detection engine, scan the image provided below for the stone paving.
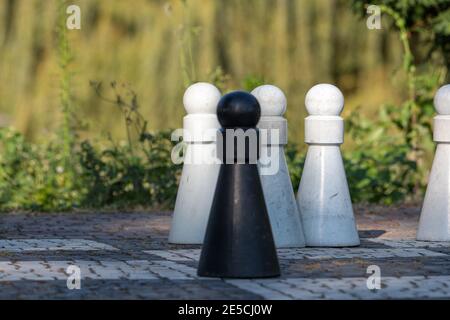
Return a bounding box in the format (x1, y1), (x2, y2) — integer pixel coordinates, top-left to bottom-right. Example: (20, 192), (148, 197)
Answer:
(0, 205), (449, 299)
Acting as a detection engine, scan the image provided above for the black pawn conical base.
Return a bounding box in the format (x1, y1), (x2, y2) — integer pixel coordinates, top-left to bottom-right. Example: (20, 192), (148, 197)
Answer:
(197, 164), (280, 278)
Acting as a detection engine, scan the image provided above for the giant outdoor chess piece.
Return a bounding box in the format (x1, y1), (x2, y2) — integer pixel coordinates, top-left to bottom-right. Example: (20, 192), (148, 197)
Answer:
(417, 84), (450, 241)
(197, 91), (280, 278)
(252, 85), (306, 248)
(169, 83), (221, 244)
(296, 84), (360, 247)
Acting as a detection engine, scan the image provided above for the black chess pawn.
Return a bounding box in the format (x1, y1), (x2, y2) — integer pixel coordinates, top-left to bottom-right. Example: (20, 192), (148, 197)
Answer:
(197, 91), (281, 278)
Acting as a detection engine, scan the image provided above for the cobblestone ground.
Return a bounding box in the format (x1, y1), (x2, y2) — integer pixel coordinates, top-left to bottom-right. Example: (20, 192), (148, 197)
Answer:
(0, 204), (449, 300)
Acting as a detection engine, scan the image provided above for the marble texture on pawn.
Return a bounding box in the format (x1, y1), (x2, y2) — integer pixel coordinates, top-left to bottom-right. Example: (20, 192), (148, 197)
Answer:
(296, 84), (360, 247)
(252, 85), (306, 248)
(168, 82), (221, 244)
(417, 84), (450, 241)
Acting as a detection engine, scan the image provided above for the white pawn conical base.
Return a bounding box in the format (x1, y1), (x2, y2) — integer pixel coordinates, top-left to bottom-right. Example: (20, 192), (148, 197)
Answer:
(252, 84), (306, 248)
(169, 144), (220, 244)
(417, 84), (450, 241)
(259, 146), (306, 248)
(417, 144), (450, 241)
(168, 82), (221, 244)
(296, 84), (359, 247)
(297, 145), (359, 247)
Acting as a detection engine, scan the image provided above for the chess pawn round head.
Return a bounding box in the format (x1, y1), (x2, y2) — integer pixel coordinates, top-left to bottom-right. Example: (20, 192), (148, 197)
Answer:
(183, 82), (221, 114)
(217, 91), (261, 128)
(305, 84), (344, 116)
(251, 85), (287, 117)
(434, 84), (450, 115)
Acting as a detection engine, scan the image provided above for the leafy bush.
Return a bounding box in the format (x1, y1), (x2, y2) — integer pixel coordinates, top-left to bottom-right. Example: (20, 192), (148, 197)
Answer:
(344, 109), (418, 204)
(0, 81), (182, 212)
(78, 131), (180, 209)
(0, 127), (180, 212)
(0, 128), (85, 211)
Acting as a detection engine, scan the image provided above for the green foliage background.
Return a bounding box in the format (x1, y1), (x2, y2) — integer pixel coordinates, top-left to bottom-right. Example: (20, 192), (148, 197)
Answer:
(0, 0), (449, 211)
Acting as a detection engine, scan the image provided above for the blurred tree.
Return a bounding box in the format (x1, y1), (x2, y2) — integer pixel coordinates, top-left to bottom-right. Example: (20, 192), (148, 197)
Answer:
(352, 0), (450, 79)
(0, 0), (406, 143)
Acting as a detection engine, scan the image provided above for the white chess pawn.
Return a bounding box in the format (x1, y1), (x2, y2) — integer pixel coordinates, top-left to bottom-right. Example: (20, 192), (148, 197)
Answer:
(252, 85), (306, 248)
(296, 84), (360, 247)
(417, 84), (450, 241)
(168, 82), (222, 244)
